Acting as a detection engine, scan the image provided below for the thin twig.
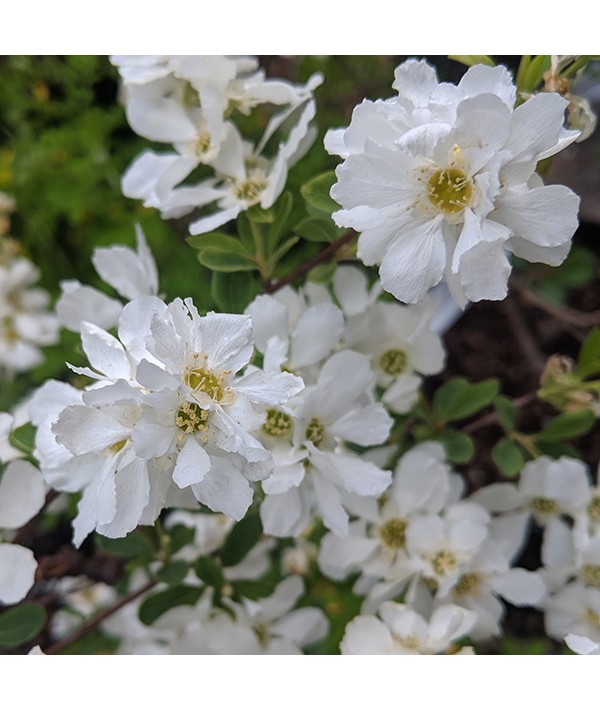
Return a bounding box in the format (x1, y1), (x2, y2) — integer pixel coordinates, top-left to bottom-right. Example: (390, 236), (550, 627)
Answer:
(43, 579), (157, 655)
(512, 277), (600, 330)
(462, 391), (538, 434)
(502, 295), (546, 375)
(262, 229), (356, 294)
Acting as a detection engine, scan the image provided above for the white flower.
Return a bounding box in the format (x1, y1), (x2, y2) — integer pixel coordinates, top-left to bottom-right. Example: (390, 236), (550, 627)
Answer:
(544, 581), (600, 642)
(442, 538), (546, 640)
(246, 282), (343, 382)
(340, 600), (476, 654)
(260, 350), (392, 538)
(337, 271), (445, 413)
(318, 442), (462, 584)
(0, 255), (59, 374)
(237, 576), (329, 654)
(472, 456), (591, 526)
(56, 224), (159, 332)
(327, 59), (580, 306)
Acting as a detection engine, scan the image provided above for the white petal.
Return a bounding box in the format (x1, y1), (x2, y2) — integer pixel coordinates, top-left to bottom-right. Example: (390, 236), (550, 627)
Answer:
(0, 460), (45, 528)
(260, 488), (310, 538)
(492, 568), (546, 606)
(53, 406), (131, 455)
(235, 369), (304, 406)
(0, 544), (37, 604)
(340, 615), (394, 654)
(56, 282), (123, 332)
(192, 456), (253, 520)
(379, 216), (446, 303)
(80, 322), (131, 380)
(173, 437), (212, 488)
(201, 311), (253, 374)
(127, 97), (197, 143)
(494, 185), (580, 249)
(290, 303), (344, 369)
(92, 244), (155, 301)
(97, 458), (149, 539)
(330, 403), (392, 447)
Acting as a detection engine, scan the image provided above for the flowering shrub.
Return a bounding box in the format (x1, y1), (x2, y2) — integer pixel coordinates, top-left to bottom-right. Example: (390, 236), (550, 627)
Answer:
(1, 54), (600, 656)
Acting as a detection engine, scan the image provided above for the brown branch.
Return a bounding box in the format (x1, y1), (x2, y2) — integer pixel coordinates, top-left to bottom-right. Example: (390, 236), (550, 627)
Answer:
(462, 391), (538, 434)
(43, 579), (157, 655)
(512, 277), (600, 330)
(261, 229), (357, 294)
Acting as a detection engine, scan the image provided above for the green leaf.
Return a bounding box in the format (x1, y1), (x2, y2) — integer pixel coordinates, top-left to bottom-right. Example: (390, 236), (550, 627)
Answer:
(95, 530), (155, 560)
(536, 409), (595, 443)
(537, 441), (580, 459)
(191, 234), (256, 272)
(8, 422), (36, 456)
(433, 377), (499, 423)
(167, 524), (196, 555)
(232, 579), (278, 601)
(301, 171), (339, 214)
(516, 55), (532, 94)
(492, 437), (525, 477)
(578, 327), (600, 376)
(494, 395), (517, 431)
(138, 585), (203, 626)
(266, 191), (294, 253)
(194, 556), (224, 589)
(0, 602), (46, 647)
(220, 514), (263, 567)
(449, 55), (495, 67)
(156, 560), (189, 586)
(211, 271), (260, 313)
(521, 55), (551, 93)
(293, 216), (337, 243)
(439, 429), (475, 464)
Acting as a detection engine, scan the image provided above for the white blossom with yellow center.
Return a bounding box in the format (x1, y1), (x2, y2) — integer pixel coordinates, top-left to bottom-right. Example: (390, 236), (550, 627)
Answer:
(328, 59), (580, 307)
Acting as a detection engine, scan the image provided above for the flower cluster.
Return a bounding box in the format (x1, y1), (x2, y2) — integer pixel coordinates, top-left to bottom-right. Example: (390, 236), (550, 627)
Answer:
(2, 55), (598, 657)
(114, 55), (322, 235)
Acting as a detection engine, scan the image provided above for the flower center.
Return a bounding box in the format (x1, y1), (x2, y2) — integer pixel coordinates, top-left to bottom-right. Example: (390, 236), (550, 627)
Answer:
(175, 401), (210, 439)
(379, 348), (408, 376)
(588, 496), (600, 523)
(194, 131), (212, 158)
(181, 81), (200, 108)
(584, 608), (600, 629)
(263, 409), (293, 437)
(379, 518), (407, 549)
(529, 497), (559, 516)
(234, 177), (267, 206)
(454, 572), (482, 597)
(305, 418), (325, 447)
(431, 550), (457, 577)
(185, 367), (226, 402)
(582, 565), (600, 588)
(428, 168), (473, 215)
(109, 439), (128, 454)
